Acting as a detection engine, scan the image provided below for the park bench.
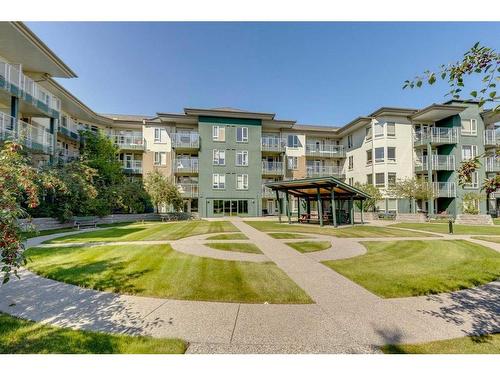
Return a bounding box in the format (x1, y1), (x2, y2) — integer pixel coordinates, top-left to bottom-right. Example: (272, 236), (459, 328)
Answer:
(73, 216), (97, 230)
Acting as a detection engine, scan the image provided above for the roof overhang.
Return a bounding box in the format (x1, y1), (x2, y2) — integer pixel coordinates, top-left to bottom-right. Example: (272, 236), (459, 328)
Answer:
(0, 22), (76, 78)
(369, 107), (418, 118)
(482, 109), (500, 125)
(184, 107), (276, 120)
(410, 104), (466, 122)
(337, 116), (373, 136)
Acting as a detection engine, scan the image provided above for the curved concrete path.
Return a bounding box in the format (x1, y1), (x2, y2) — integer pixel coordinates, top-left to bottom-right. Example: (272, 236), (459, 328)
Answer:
(0, 221), (499, 353)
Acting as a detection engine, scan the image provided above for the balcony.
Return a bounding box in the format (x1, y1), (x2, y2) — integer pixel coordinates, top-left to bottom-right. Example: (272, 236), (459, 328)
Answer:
(485, 157), (500, 172)
(414, 127), (459, 147)
(484, 129), (500, 147)
(171, 132), (199, 150)
(174, 158), (199, 174)
(305, 144), (345, 158)
(59, 118), (82, 141)
(306, 165), (345, 178)
(0, 60), (61, 115)
(56, 147), (79, 162)
(177, 183), (199, 198)
(262, 161), (284, 176)
(261, 137), (285, 153)
(0, 112), (53, 154)
(433, 182), (456, 198)
(415, 155), (456, 172)
(112, 133), (145, 151)
(262, 186), (277, 198)
(122, 160), (142, 174)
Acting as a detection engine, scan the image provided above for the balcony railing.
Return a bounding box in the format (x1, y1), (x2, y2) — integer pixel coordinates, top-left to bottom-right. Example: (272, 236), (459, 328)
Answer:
(305, 144), (345, 158)
(177, 183), (199, 198)
(484, 129), (500, 147)
(415, 155), (456, 172)
(485, 157), (500, 172)
(122, 160), (142, 174)
(414, 127), (459, 146)
(171, 132), (199, 149)
(261, 186), (276, 198)
(0, 61), (61, 113)
(56, 147), (79, 162)
(261, 137), (285, 152)
(433, 182), (456, 198)
(306, 165), (344, 178)
(112, 134), (145, 150)
(174, 158), (199, 173)
(59, 118), (83, 140)
(262, 161), (284, 175)
(0, 112), (53, 154)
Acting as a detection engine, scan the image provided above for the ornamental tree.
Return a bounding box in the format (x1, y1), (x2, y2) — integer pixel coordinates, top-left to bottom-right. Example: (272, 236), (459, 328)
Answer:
(387, 177), (434, 213)
(143, 170), (183, 213)
(353, 183), (382, 212)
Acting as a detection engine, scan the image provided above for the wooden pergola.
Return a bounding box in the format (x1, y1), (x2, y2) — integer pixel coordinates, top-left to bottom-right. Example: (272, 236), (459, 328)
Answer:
(265, 177), (371, 227)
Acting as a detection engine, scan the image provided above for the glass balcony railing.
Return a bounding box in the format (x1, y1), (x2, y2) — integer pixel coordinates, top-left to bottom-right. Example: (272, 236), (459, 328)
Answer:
(177, 183), (199, 198)
(261, 137), (286, 152)
(122, 160), (142, 174)
(112, 133), (145, 150)
(433, 182), (456, 198)
(0, 61), (61, 114)
(0, 112), (53, 154)
(414, 127), (458, 146)
(171, 133), (199, 149)
(306, 165), (345, 178)
(415, 155), (455, 172)
(305, 144), (345, 158)
(174, 158), (199, 173)
(262, 161), (284, 175)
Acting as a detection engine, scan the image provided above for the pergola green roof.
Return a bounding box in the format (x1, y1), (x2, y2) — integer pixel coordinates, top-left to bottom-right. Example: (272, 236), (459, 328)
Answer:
(265, 177), (370, 200)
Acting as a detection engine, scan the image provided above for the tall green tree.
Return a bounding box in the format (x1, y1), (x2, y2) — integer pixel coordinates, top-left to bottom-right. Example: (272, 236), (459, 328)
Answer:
(116, 178), (152, 214)
(143, 170), (183, 213)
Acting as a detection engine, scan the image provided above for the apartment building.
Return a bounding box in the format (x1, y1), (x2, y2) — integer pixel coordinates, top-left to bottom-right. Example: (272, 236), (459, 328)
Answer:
(1, 22), (499, 219)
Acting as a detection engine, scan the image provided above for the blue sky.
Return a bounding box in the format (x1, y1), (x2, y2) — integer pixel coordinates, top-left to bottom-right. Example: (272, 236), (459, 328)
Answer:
(28, 22), (500, 125)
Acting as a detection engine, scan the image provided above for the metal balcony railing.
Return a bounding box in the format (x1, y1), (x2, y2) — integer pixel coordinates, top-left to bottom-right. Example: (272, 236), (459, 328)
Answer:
(306, 165), (344, 178)
(484, 129), (500, 147)
(433, 182), (456, 198)
(262, 161), (284, 175)
(177, 183), (199, 198)
(415, 155), (456, 172)
(414, 127), (459, 146)
(0, 61), (61, 113)
(484, 157), (500, 172)
(261, 137), (286, 152)
(305, 144), (345, 158)
(56, 147), (79, 162)
(171, 133), (200, 149)
(261, 186), (276, 198)
(174, 158), (199, 173)
(0, 112), (53, 154)
(122, 160), (142, 174)
(112, 134), (145, 150)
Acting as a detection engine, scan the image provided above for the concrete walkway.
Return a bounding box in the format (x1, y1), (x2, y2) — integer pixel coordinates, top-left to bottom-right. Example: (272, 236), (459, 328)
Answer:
(0, 221), (499, 353)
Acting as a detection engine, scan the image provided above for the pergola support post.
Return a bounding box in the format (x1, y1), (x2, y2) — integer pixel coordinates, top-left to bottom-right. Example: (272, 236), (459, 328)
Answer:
(297, 197), (301, 222)
(331, 188), (337, 227)
(275, 190), (282, 223)
(286, 191), (291, 224)
(360, 200), (364, 224)
(350, 197), (354, 226)
(317, 188), (323, 227)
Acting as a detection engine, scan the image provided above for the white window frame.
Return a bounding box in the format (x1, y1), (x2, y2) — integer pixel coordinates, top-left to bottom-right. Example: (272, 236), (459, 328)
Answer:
(287, 156), (298, 170)
(375, 172), (385, 188)
(387, 172), (397, 187)
(461, 119), (477, 136)
(212, 174), (226, 190)
(348, 155), (354, 170)
(287, 135), (299, 148)
(213, 149), (226, 166)
(463, 171), (479, 189)
(236, 127), (248, 143)
(212, 125), (225, 141)
(365, 126), (372, 141)
(387, 122), (396, 137)
(374, 147), (385, 163)
(366, 150), (373, 165)
(236, 174), (249, 190)
(462, 145), (478, 161)
(374, 123), (384, 138)
(236, 150), (249, 166)
(154, 151), (166, 166)
(154, 128), (161, 143)
(347, 134), (353, 148)
(387, 147), (396, 162)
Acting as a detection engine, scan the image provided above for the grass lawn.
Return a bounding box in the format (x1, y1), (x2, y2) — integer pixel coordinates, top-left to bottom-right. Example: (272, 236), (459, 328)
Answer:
(494, 218), (500, 225)
(382, 334), (500, 354)
(286, 241), (331, 253)
(391, 222), (500, 235)
(0, 313), (186, 354)
(268, 232), (312, 239)
(25, 243), (311, 304)
(205, 242), (262, 254)
(45, 221), (238, 243)
(206, 233), (248, 240)
(245, 221), (430, 238)
(323, 240), (500, 298)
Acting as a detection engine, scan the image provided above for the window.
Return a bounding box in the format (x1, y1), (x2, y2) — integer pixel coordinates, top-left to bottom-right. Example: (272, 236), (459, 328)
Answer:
(387, 122), (396, 137)
(236, 174), (249, 190)
(236, 127), (248, 142)
(462, 145), (478, 160)
(374, 123), (384, 138)
(374, 147), (385, 163)
(213, 200), (224, 215)
(213, 149), (226, 165)
(463, 171), (479, 189)
(236, 150), (249, 166)
(348, 155), (354, 170)
(388, 172), (397, 187)
(347, 134), (353, 149)
(154, 128), (161, 143)
(212, 174), (226, 189)
(287, 134), (299, 148)
(375, 173), (385, 187)
(287, 156), (298, 170)
(154, 152), (166, 166)
(238, 200), (249, 214)
(367, 174), (373, 185)
(387, 199), (398, 212)
(366, 150), (373, 165)
(461, 119), (477, 136)
(366, 126), (372, 141)
(348, 177), (354, 185)
(387, 147), (396, 162)
(213, 125), (225, 141)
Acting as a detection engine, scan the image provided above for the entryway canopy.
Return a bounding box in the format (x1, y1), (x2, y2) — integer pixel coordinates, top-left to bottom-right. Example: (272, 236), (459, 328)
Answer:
(265, 176), (371, 227)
